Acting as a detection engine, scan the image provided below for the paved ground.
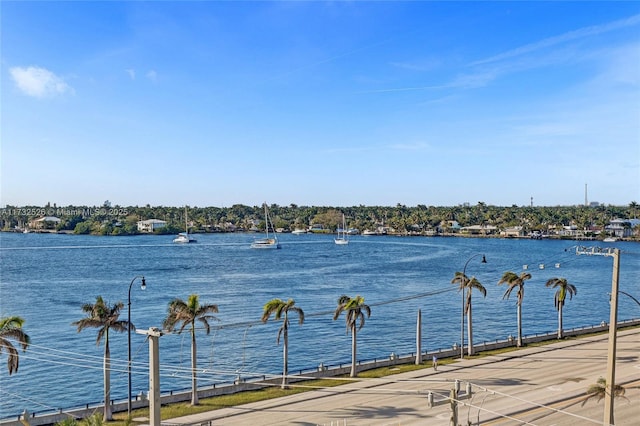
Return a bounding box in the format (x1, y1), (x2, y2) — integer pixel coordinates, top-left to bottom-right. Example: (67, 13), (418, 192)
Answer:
(165, 328), (640, 425)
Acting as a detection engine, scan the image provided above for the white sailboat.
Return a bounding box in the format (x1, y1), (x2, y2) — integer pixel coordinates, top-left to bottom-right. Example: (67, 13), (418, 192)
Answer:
(334, 214), (349, 245)
(251, 203), (281, 249)
(173, 207), (197, 243)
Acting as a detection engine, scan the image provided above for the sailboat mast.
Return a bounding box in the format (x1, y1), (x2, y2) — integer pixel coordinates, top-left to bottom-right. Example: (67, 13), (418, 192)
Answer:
(264, 202), (269, 237)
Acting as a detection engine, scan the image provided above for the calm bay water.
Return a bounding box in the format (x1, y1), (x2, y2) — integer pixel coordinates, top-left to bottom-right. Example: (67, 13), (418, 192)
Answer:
(0, 232), (638, 419)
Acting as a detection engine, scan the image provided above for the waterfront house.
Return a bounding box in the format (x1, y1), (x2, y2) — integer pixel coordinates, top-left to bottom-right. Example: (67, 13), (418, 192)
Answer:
(501, 226), (525, 238)
(309, 224), (325, 233)
(136, 219), (167, 233)
(605, 218), (640, 238)
(460, 224), (498, 236)
(29, 216), (61, 230)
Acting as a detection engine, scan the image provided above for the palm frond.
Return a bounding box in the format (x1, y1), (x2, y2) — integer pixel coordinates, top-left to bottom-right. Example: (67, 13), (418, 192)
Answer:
(582, 377), (626, 406)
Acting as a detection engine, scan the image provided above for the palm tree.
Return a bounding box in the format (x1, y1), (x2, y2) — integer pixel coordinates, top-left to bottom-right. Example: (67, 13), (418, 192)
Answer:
(261, 298), (305, 389)
(333, 295), (371, 378)
(581, 377), (626, 406)
(163, 294), (219, 405)
(72, 296), (129, 421)
(0, 316), (31, 375)
(545, 277), (577, 339)
(451, 272), (487, 356)
(498, 271), (532, 347)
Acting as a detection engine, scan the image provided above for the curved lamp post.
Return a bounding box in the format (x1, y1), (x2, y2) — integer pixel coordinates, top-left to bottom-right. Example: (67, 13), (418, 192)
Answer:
(461, 254), (486, 359)
(618, 290), (640, 308)
(128, 276), (146, 416)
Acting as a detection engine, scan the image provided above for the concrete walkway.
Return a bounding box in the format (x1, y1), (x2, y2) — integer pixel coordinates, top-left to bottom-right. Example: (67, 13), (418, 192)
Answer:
(163, 328), (639, 425)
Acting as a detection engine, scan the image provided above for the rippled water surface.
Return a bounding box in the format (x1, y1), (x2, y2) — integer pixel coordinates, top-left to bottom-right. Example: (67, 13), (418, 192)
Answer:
(0, 232), (638, 418)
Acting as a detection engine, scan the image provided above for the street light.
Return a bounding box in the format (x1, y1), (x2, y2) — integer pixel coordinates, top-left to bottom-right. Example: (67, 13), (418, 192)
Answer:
(618, 290), (640, 308)
(128, 276), (146, 417)
(460, 253), (486, 359)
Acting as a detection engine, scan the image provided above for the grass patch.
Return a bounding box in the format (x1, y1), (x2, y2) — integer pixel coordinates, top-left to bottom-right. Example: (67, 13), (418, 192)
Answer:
(108, 378), (350, 425)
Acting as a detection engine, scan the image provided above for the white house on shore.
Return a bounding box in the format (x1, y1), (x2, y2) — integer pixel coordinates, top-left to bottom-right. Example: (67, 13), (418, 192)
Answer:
(137, 219), (167, 233)
(500, 226), (525, 238)
(605, 218), (640, 238)
(28, 216), (61, 230)
(460, 224), (498, 235)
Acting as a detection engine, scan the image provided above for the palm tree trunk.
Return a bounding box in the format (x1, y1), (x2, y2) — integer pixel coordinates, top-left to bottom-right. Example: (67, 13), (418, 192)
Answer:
(350, 325), (357, 378)
(191, 327), (199, 405)
(467, 300), (474, 356)
(517, 304), (523, 347)
(282, 327), (289, 389)
(104, 340), (113, 421)
(558, 305), (564, 339)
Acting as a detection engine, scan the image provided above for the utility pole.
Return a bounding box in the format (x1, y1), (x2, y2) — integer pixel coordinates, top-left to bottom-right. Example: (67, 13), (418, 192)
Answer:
(574, 246), (620, 425)
(137, 327), (164, 426)
(449, 388), (458, 426)
(416, 309), (422, 365)
(449, 381), (462, 426)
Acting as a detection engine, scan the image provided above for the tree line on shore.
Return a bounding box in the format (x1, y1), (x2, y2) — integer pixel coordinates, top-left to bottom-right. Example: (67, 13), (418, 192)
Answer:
(1, 201), (638, 238)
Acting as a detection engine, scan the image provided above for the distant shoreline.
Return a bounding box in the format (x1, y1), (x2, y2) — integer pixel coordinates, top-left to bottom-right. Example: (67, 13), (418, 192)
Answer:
(2, 228), (638, 243)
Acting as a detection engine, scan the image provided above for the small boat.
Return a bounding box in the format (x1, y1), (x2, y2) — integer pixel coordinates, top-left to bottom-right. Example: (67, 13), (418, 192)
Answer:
(603, 237), (617, 242)
(173, 207), (197, 243)
(251, 203), (281, 249)
(173, 232), (196, 244)
(362, 229), (377, 236)
(292, 229), (307, 235)
(334, 214), (349, 245)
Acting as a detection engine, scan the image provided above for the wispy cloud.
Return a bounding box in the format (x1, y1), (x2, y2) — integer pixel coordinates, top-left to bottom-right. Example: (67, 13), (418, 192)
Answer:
(355, 84), (445, 94)
(146, 70), (158, 82)
(471, 14), (640, 67)
(390, 58), (441, 72)
(370, 14), (640, 95)
(126, 69), (136, 80)
(323, 141), (431, 155)
(10, 66), (74, 98)
(388, 141), (430, 151)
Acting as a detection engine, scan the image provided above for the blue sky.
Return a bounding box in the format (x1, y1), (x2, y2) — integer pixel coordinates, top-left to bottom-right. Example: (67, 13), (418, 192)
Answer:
(2, 1), (639, 208)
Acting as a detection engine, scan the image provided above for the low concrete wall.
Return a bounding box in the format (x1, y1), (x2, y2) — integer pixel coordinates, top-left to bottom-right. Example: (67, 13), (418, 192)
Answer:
(3, 319), (637, 426)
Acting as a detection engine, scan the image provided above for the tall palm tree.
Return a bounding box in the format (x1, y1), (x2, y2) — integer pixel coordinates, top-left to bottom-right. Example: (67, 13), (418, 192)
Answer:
(0, 316), (31, 375)
(72, 296), (129, 421)
(261, 298), (305, 389)
(451, 272), (487, 356)
(333, 295), (371, 378)
(498, 271), (532, 347)
(163, 294), (219, 405)
(545, 277), (577, 339)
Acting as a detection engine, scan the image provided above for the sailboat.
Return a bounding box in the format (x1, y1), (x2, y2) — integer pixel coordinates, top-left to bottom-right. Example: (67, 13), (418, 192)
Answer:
(334, 214), (349, 245)
(173, 207), (197, 243)
(251, 203), (281, 249)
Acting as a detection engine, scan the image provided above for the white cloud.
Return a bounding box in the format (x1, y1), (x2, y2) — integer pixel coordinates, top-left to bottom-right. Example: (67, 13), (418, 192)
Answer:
(9, 66), (73, 98)
(388, 141), (431, 151)
(390, 58), (441, 72)
(146, 70), (157, 82)
(471, 13), (640, 66)
(126, 69), (136, 80)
